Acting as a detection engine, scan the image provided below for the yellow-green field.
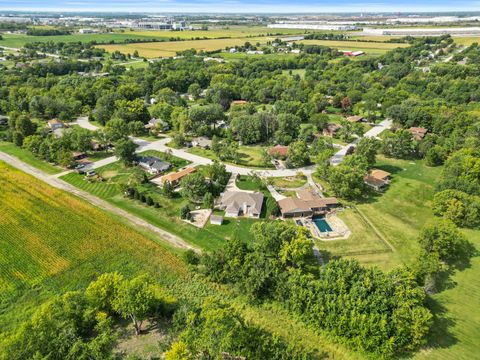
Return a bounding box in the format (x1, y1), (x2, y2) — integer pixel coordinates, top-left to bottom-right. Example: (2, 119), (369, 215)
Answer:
(99, 37), (269, 58)
(297, 39), (410, 55)
(124, 25), (309, 39)
(0, 161), (186, 329)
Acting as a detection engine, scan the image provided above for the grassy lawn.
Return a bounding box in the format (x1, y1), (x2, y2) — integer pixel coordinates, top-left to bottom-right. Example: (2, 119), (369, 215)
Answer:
(282, 69), (306, 78)
(0, 160), (364, 360)
(356, 156), (442, 266)
(60, 158), (258, 250)
(412, 229), (480, 360)
(187, 145), (273, 169)
(314, 208), (394, 270)
(269, 175), (307, 189)
(0, 141), (62, 174)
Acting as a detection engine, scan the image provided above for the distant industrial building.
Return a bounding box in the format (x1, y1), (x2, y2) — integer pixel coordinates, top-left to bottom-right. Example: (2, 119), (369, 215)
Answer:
(363, 27), (480, 36)
(268, 23), (358, 31)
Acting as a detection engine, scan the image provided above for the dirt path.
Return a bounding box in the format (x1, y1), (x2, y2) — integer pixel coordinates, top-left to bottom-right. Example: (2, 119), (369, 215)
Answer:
(0, 151), (199, 252)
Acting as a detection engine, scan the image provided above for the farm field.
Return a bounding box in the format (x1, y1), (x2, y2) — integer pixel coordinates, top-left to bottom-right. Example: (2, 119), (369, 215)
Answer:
(0, 161), (361, 360)
(0, 160), (186, 331)
(0, 141), (61, 174)
(0, 33), (171, 48)
(99, 37), (268, 57)
(297, 39), (410, 55)
(126, 26), (310, 39)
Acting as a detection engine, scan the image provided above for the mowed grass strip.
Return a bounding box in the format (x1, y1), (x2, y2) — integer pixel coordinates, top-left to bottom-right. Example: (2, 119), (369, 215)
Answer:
(0, 161), (186, 329)
(98, 37), (269, 58)
(0, 141), (61, 174)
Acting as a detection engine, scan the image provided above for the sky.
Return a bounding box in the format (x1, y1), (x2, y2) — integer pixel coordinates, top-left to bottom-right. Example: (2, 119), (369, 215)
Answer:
(0, 0), (479, 13)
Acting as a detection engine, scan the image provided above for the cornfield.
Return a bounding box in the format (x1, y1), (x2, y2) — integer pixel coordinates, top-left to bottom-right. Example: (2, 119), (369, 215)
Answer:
(0, 162), (186, 314)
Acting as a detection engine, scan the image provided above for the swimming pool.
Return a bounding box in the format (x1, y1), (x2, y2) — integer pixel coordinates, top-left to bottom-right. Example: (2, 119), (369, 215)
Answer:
(313, 217), (332, 233)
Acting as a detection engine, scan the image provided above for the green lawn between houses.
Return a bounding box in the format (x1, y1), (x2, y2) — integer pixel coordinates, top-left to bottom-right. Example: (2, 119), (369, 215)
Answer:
(61, 153), (270, 251)
(187, 145), (274, 169)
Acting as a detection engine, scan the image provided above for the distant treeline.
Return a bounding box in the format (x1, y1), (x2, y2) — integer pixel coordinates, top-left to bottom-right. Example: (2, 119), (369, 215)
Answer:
(26, 29), (72, 36)
(0, 22), (29, 31)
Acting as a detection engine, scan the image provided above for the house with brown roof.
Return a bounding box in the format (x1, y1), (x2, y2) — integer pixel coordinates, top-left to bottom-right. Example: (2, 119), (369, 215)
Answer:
(218, 191), (264, 218)
(268, 145), (289, 159)
(409, 127), (428, 141)
(159, 167), (196, 187)
(364, 169), (391, 191)
(346, 115), (365, 123)
(278, 189), (339, 218)
(323, 123), (342, 137)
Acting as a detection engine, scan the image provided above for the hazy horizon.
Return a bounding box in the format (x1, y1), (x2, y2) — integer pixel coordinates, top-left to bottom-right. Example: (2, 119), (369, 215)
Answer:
(1, 0), (479, 14)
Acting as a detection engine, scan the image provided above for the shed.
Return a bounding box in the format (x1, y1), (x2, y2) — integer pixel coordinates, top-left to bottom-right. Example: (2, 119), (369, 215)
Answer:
(210, 215), (224, 225)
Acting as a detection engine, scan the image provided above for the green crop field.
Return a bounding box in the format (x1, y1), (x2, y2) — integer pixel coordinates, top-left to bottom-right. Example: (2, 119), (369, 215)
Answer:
(126, 26), (309, 39)
(99, 36), (269, 58)
(0, 161), (186, 331)
(0, 33), (171, 48)
(297, 39), (410, 55)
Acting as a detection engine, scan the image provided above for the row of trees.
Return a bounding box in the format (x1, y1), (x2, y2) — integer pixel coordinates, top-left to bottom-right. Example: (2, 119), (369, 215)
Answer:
(201, 221), (432, 357)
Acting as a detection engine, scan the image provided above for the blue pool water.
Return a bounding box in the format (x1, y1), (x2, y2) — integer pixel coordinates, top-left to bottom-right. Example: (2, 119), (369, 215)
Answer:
(313, 217), (332, 233)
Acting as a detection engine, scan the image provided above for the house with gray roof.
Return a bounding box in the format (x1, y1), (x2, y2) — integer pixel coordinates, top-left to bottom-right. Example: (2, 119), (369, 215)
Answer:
(137, 156), (171, 175)
(218, 191), (264, 218)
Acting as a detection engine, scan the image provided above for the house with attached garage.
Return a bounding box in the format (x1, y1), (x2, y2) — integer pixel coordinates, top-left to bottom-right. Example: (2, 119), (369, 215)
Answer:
(278, 189), (340, 218)
(218, 191), (264, 218)
(137, 156), (171, 175)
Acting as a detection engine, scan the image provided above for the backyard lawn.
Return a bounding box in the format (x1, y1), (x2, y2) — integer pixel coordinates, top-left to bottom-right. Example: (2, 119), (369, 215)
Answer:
(61, 155), (259, 250)
(269, 175), (307, 189)
(188, 145), (273, 168)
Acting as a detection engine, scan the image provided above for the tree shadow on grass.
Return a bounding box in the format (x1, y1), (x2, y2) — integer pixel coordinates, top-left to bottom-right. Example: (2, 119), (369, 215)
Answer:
(422, 296), (458, 350)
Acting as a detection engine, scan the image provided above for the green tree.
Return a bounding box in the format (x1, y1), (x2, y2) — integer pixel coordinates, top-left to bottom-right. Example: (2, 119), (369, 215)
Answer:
(180, 173), (208, 203)
(114, 138), (137, 166)
(112, 274), (158, 335)
(286, 140), (310, 168)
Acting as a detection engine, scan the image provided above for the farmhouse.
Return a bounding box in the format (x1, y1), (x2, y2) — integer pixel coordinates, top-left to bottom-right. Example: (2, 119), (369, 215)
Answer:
(346, 115), (365, 123)
(218, 191), (264, 218)
(159, 167), (196, 187)
(323, 123), (342, 137)
(137, 156), (171, 174)
(278, 189), (339, 218)
(191, 136), (212, 149)
(409, 127), (428, 141)
(364, 169), (392, 191)
(47, 119), (65, 131)
(268, 145), (289, 159)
